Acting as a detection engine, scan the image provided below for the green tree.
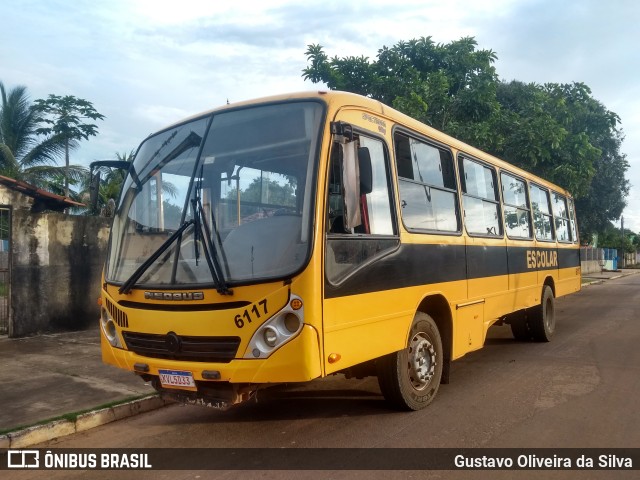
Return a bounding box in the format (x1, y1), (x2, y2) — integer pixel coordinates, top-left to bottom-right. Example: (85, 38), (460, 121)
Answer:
(303, 37), (500, 147)
(598, 222), (635, 253)
(494, 81), (629, 241)
(492, 82), (600, 196)
(34, 94), (105, 197)
(0, 81), (84, 189)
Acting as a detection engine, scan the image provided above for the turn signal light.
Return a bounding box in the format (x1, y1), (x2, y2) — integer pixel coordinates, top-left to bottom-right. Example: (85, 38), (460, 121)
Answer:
(290, 298), (303, 310)
(328, 353), (341, 364)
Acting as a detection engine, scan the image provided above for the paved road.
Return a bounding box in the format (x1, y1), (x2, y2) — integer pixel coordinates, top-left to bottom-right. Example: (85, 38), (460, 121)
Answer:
(13, 274), (640, 479)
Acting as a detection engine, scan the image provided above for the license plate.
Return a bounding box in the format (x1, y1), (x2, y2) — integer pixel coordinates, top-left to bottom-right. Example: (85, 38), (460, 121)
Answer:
(158, 369), (197, 390)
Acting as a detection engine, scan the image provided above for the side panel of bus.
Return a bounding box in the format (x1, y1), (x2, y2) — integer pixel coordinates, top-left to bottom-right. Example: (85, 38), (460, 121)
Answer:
(322, 108), (409, 374)
(319, 103), (581, 377)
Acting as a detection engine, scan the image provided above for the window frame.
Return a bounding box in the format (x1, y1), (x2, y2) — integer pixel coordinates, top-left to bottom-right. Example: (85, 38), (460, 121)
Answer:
(550, 191), (573, 244)
(529, 182), (556, 243)
(458, 153), (504, 239)
(500, 170), (533, 240)
(392, 127), (462, 236)
(567, 197), (579, 244)
(324, 126), (400, 286)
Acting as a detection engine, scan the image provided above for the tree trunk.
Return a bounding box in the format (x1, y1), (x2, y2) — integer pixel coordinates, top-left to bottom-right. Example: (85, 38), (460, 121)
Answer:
(65, 138), (69, 198)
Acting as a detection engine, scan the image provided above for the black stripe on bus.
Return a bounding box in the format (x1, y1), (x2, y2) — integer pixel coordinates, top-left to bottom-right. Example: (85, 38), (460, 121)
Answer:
(324, 242), (580, 299)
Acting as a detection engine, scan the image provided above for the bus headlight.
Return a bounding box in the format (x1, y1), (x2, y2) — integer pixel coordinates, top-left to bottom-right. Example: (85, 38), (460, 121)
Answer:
(284, 313), (301, 333)
(263, 327), (278, 347)
(244, 294), (304, 358)
(101, 307), (123, 348)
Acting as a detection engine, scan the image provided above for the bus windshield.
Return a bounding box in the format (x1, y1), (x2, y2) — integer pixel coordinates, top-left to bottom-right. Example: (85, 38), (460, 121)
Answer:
(106, 101), (324, 289)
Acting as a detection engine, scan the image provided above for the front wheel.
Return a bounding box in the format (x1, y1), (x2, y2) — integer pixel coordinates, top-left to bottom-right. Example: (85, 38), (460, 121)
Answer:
(377, 312), (443, 411)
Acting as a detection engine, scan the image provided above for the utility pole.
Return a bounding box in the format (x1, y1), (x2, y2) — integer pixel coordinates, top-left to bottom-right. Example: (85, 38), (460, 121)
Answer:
(621, 216), (625, 268)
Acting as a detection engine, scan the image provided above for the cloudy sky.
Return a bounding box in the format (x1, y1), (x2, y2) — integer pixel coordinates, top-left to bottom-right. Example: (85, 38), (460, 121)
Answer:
(2, 0), (639, 232)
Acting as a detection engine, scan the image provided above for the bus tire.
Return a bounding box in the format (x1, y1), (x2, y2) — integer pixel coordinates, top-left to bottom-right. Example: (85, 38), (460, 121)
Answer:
(376, 312), (443, 411)
(509, 314), (531, 341)
(529, 285), (555, 342)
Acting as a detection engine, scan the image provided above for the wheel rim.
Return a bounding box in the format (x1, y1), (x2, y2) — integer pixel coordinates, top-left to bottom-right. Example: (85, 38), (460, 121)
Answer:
(407, 332), (436, 391)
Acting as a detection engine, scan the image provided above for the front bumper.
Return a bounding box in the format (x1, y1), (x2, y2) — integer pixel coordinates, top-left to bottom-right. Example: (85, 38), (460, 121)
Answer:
(101, 323), (322, 384)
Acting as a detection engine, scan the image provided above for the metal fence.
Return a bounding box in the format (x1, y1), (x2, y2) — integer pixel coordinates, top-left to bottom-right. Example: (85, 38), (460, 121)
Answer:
(581, 246), (639, 269)
(623, 251), (639, 267)
(580, 246), (604, 263)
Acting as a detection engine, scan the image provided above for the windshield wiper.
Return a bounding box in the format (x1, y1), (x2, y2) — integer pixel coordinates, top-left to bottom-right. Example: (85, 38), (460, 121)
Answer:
(191, 186), (233, 296)
(118, 219), (194, 295)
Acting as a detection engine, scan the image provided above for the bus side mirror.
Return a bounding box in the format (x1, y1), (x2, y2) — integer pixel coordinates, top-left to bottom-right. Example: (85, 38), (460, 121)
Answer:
(358, 147), (373, 195)
(88, 160), (132, 216)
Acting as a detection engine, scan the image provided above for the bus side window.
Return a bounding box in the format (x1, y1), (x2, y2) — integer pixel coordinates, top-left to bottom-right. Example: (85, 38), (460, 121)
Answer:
(551, 192), (572, 242)
(529, 184), (555, 241)
(394, 133), (459, 233)
(501, 172), (532, 239)
(568, 198), (579, 243)
(459, 156), (502, 237)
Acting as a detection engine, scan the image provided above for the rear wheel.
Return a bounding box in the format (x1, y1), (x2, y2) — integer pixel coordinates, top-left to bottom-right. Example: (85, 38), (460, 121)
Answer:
(509, 313), (531, 341)
(529, 285), (556, 342)
(377, 312), (443, 410)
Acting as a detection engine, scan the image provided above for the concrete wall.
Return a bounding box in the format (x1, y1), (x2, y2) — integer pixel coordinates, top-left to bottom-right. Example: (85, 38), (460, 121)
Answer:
(580, 247), (603, 275)
(0, 186), (33, 210)
(10, 210), (111, 337)
(581, 261), (603, 275)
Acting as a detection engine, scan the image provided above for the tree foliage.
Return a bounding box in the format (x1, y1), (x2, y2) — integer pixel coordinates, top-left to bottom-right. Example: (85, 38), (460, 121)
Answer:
(34, 94), (104, 197)
(597, 223), (637, 253)
(302, 38), (629, 242)
(304, 37), (500, 141)
(0, 81), (86, 191)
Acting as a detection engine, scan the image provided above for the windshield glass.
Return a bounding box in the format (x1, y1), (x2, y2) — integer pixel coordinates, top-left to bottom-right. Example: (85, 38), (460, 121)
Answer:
(106, 101), (324, 288)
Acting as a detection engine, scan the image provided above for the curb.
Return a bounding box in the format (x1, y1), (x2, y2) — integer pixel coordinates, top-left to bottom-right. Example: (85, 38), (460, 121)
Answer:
(0, 395), (171, 448)
(582, 269), (640, 286)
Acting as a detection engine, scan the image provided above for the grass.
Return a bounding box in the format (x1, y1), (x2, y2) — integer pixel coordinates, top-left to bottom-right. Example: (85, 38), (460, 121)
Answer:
(0, 393), (157, 436)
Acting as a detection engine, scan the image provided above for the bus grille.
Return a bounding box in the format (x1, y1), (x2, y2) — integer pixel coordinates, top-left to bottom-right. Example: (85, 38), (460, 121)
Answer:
(105, 298), (128, 328)
(121, 331), (240, 363)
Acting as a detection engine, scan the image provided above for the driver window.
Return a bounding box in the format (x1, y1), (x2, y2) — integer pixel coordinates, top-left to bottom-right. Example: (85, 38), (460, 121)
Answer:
(326, 133), (397, 284)
(327, 135), (394, 236)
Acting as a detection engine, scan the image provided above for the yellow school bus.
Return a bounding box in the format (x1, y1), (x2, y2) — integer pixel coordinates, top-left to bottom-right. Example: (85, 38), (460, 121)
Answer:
(100, 91), (581, 410)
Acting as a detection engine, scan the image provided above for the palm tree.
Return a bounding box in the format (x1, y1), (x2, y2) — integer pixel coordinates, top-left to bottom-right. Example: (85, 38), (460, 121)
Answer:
(0, 81), (85, 194)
